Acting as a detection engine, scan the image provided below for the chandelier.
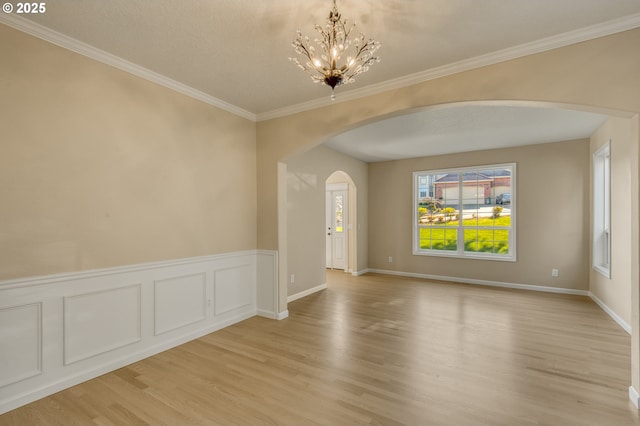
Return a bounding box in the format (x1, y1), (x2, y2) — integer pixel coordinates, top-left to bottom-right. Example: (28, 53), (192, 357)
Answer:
(290, 0), (381, 99)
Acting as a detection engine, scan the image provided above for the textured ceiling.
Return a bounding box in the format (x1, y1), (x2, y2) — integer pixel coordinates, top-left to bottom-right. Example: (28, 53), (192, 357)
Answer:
(324, 104), (608, 162)
(2, 1), (638, 161)
(11, 0), (640, 116)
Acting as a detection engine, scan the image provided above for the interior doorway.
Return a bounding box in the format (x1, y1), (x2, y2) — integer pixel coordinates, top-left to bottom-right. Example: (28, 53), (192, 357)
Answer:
(326, 183), (348, 270)
(325, 171), (357, 273)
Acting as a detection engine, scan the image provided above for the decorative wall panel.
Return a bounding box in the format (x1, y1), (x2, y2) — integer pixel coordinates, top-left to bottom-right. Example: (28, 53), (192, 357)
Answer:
(64, 284), (141, 365)
(0, 303), (42, 387)
(0, 250), (274, 415)
(214, 264), (252, 316)
(154, 273), (207, 335)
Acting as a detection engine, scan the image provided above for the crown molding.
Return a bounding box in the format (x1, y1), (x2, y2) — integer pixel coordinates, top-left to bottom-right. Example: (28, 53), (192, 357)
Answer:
(256, 12), (640, 121)
(2, 11), (639, 123)
(0, 14), (257, 122)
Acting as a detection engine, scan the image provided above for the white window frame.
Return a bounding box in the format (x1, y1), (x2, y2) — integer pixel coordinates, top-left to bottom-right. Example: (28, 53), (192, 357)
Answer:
(592, 141), (611, 278)
(413, 163), (516, 262)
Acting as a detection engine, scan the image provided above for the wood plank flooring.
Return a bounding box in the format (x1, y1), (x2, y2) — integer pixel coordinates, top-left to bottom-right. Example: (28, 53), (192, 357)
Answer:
(2, 271), (639, 425)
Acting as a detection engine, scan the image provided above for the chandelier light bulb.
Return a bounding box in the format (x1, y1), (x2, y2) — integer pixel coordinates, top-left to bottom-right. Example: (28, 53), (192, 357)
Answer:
(289, 0), (381, 95)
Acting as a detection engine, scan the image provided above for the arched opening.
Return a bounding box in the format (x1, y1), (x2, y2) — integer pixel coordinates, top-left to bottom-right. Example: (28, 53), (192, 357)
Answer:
(276, 101), (637, 333)
(326, 171), (357, 273)
(259, 31), (640, 404)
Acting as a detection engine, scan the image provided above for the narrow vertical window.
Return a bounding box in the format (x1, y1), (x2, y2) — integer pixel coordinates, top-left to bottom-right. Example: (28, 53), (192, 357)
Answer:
(593, 142), (611, 277)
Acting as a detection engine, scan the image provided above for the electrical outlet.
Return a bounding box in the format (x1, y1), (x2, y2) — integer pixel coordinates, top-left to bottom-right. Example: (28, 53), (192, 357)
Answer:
(290, 274), (295, 284)
(551, 268), (559, 277)
(388, 256), (393, 263)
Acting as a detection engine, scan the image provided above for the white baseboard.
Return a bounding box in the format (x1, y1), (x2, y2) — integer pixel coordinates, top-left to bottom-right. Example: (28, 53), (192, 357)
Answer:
(287, 283), (328, 303)
(256, 309), (277, 319)
(630, 386), (640, 409)
(589, 292), (631, 334)
(366, 268), (590, 296)
(0, 250), (279, 415)
(3, 310), (254, 415)
(352, 268), (370, 277)
(258, 309), (288, 320)
(276, 310), (289, 320)
(364, 269), (635, 335)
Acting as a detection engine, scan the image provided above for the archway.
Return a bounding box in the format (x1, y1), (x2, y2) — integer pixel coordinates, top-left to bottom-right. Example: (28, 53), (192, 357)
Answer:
(274, 101), (636, 315)
(326, 171), (358, 273)
(269, 96), (638, 405)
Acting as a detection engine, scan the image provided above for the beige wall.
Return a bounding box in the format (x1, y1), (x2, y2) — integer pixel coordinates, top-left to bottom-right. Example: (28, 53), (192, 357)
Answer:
(3, 17), (640, 402)
(286, 145), (368, 296)
(369, 139), (590, 290)
(0, 25), (257, 280)
(257, 28), (640, 389)
(258, 27), (640, 318)
(590, 117), (635, 325)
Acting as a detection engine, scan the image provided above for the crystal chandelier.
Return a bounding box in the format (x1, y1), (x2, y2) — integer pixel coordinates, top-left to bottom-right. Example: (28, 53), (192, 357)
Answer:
(290, 0), (381, 99)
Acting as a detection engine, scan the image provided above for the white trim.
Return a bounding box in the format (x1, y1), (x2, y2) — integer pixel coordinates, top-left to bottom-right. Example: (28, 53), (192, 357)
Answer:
(0, 310), (253, 416)
(276, 310), (289, 320)
(257, 13), (640, 121)
(588, 292), (631, 334)
(287, 283), (328, 303)
(0, 302), (43, 388)
(592, 141), (612, 278)
(326, 183), (348, 191)
(326, 184), (349, 270)
(0, 250), (257, 290)
(630, 386), (640, 409)
(256, 309), (277, 319)
(0, 250), (280, 415)
(352, 269), (371, 277)
(367, 269), (589, 296)
(0, 14), (256, 121)
(2, 11), (638, 122)
(356, 269), (631, 334)
(256, 250), (279, 319)
(413, 163), (516, 262)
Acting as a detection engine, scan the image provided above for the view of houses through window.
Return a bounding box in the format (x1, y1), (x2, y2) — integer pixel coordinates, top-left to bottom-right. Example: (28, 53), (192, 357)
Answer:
(414, 164), (515, 260)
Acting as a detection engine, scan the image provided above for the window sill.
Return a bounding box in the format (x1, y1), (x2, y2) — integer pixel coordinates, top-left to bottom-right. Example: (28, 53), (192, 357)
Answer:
(413, 250), (516, 262)
(593, 264), (611, 279)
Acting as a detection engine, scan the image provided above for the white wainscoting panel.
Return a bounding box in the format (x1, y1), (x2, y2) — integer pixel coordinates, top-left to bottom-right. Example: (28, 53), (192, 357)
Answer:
(0, 303), (42, 387)
(256, 250), (278, 318)
(0, 249), (277, 415)
(154, 273), (207, 335)
(64, 284), (141, 365)
(214, 264), (253, 317)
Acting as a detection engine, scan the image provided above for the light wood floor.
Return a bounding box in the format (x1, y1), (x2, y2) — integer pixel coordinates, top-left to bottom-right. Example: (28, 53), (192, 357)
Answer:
(2, 272), (639, 425)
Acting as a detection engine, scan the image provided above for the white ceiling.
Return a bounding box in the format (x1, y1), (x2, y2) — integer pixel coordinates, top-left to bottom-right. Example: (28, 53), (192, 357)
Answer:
(2, 0), (638, 160)
(324, 104), (608, 162)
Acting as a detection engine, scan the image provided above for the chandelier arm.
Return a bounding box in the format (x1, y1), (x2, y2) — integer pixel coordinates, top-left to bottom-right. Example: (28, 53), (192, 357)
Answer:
(290, 0), (380, 93)
(354, 41), (378, 61)
(341, 21), (354, 41)
(297, 44), (314, 63)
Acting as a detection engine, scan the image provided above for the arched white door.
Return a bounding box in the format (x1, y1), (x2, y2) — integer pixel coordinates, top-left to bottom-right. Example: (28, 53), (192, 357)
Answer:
(326, 183), (348, 270)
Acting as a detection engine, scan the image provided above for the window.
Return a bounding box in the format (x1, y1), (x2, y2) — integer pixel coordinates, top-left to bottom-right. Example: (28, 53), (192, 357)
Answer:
(592, 142), (611, 278)
(413, 163), (516, 261)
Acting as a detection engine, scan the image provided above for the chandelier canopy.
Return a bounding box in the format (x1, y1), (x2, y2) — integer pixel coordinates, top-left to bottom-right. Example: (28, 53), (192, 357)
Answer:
(290, 0), (381, 98)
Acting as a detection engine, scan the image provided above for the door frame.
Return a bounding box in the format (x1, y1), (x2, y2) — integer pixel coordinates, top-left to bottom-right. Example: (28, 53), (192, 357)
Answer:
(326, 183), (348, 270)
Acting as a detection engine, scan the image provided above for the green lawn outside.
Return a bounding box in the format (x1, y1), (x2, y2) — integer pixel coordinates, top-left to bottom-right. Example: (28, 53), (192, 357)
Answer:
(419, 216), (510, 254)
